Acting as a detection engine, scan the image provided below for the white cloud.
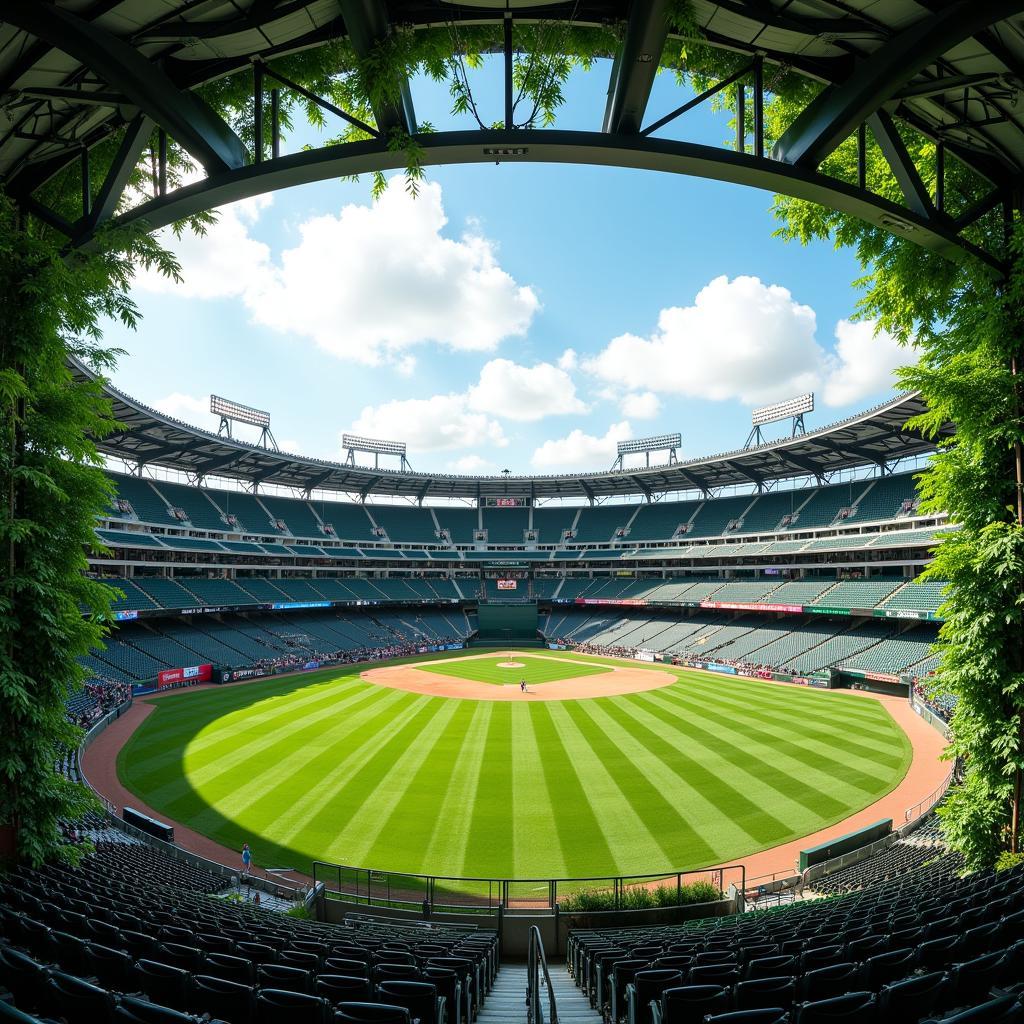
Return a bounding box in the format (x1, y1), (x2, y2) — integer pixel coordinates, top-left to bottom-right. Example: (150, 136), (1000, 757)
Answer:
(251, 178), (537, 366)
(134, 196), (274, 300)
(347, 394), (508, 453)
(152, 392), (210, 424)
(558, 348), (579, 371)
(279, 439), (303, 454)
(466, 358), (587, 422)
(822, 319), (915, 406)
(584, 275), (914, 410)
(532, 421), (633, 471)
(620, 391), (661, 419)
(447, 454), (498, 474)
(133, 178), (537, 368)
(584, 276), (820, 406)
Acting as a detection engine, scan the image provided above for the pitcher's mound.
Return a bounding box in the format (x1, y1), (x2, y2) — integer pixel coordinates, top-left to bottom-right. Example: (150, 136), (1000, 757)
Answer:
(498, 661), (526, 668)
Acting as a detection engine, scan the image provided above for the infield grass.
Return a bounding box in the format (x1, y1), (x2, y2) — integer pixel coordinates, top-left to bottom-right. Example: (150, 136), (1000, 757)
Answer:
(117, 650), (912, 879)
(417, 654), (613, 686)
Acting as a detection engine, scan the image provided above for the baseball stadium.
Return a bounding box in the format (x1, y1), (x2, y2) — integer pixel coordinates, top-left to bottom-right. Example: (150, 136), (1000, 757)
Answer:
(3, 3), (1024, 1024)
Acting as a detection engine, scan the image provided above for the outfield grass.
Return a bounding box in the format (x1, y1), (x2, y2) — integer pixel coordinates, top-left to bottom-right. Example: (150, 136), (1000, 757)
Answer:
(417, 655), (613, 686)
(117, 651), (912, 880)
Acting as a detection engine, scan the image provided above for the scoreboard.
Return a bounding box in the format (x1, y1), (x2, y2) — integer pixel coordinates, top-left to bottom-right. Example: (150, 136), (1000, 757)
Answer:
(481, 496), (531, 508)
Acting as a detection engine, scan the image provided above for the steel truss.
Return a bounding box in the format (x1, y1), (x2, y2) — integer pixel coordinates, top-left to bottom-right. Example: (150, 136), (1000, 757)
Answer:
(2, 0), (1023, 270)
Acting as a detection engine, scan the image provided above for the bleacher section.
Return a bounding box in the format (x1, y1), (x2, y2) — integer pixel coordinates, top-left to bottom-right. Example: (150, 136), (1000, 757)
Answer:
(370, 505), (440, 544)
(568, 854), (1024, 1024)
(258, 494), (323, 538)
(481, 507), (530, 544)
(1, 842), (499, 1024)
(150, 479), (227, 532)
(433, 508), (478, 545)
(532, 507), (579, 544)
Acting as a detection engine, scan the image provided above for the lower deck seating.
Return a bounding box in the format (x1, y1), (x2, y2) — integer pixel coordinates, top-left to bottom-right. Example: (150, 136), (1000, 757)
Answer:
(569, 856), (1024, 1024)
(0, 842), (498, 1024)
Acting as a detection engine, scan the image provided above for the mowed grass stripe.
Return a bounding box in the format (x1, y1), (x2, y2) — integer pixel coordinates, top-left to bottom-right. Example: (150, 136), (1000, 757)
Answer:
(528, 704), (616, 877)
(422, 702), (493, 874)
(651, 686), (906, 793)
(136, 681), (395, 803)
(361, 700), (480, 873)
(545, 701), (668, 875)
(618, 691), (852, 821)
(337, 697), (462, 868)
(462, 703), (515, 877)
(567, 699), (724, 865)
(677, 676), (904, 755)
(184, 692), (433, 845)
(586, 693), (787, 849)
(511, 705), (567, 878)
(125, 675), (368, 774)
(175, 686), (417, 822)
(641, 689), (894, 802)
(269, 696), (448, 858)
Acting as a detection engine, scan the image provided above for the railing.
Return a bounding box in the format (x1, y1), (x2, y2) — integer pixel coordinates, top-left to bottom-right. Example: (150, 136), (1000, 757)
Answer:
(904, 767), (955, 825)
(311, 861), (744, 915)
(527, 924), (557, 1024)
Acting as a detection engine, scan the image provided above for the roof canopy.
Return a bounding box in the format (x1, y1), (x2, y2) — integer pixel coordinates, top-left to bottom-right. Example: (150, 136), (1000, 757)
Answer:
(2, 2), (1023, 265)
(78, 362), (948, 500)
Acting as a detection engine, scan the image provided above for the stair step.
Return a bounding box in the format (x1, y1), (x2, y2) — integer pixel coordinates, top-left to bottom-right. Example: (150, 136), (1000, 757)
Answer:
(477, 963), (601, 1024)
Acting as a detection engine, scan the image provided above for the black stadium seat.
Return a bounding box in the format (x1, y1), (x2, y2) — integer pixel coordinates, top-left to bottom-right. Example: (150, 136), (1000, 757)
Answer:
(190, 973), (257, 1023)
(795, 991), (876, 1024)
(43, 969), (116, 1023)
(334, 1003), (411, 1024)
(316, 972), (374, 1003)
(255, 988), (331, 1024)
(656, 983), (730, 1024)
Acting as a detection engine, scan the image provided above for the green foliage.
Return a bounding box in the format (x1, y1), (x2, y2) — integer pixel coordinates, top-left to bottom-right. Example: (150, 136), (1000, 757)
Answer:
(284, 902), (313, 919)
(0, 193), (179, 866)
(559, 880), (722, 912)
(996, 851), (1024, 871)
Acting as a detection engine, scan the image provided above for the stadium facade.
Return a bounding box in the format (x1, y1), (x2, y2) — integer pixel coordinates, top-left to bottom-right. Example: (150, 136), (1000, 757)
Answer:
(80, 370), (952, 706)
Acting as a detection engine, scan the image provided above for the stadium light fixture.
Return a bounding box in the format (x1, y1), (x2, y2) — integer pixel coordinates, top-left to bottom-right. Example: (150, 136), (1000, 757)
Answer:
(612, 433), (682, 470)
(746, 393), (815, 447)
(210, 394), (277, 449)
(342, 434), (412, 471)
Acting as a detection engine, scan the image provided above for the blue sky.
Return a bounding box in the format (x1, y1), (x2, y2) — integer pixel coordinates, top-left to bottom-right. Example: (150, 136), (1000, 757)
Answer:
(102, 57), (913, 476)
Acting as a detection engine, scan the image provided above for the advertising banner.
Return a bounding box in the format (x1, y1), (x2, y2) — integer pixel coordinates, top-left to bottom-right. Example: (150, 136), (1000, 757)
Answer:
(804, 606), (852, 616)
(221, 666), (268, 683)
(575, 597), (649, 607)
(878, 608), (935, 621)
(700, 600), (803, 614)
(444, 643), (465, 651)
(496, 580), (518, 591)
(704, 662), (738, 675)
(635, 650), (656, 663)
(548, 643), (567, 651)
(157, 663), (212, 689)
(269, 600), (332, 610)
(114, 609), (139, 621)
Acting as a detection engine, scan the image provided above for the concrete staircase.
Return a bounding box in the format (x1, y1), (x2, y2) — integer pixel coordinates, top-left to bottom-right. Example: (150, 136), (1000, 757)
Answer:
(477, 962), (601, 1024)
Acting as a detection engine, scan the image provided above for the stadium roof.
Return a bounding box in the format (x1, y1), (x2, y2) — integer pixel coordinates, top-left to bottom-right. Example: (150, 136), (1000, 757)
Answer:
(3, 2), (1024, 266)
(75, 360), (950, 500)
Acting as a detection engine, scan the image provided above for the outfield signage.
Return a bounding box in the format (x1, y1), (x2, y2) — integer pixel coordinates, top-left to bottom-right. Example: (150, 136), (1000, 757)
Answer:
(269, 600), (332, 610)
(114, 609), (139, 621)
(700, 600), (803, 614)
(574, 597), (649, 606)
(877, 608), (937, 621)
(804, 606), (852, 616)
(157, 663), (212, 689)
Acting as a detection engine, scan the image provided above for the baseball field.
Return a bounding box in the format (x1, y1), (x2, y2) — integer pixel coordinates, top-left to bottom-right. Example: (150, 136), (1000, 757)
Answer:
(116, 650), (912, 880)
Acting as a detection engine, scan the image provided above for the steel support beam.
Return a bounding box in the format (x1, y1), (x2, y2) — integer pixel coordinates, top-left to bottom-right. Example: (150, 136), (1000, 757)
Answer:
(87, 129), (1003, 271)
(602, 0), (670, 135)
(89, 115), (155, 228)
(335, 0), (416, 136)
(868, 110), (935, 218)
(2, 0), (246, 174)
(773, 0), (1024, 169)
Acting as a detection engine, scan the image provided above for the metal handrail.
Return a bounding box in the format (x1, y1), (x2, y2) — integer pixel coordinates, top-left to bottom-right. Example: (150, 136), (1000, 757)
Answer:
(527, 924), (557, 1024)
